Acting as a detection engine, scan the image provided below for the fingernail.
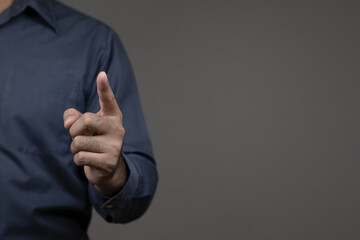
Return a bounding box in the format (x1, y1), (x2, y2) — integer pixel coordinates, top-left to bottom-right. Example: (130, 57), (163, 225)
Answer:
(101, 71), (108, 83)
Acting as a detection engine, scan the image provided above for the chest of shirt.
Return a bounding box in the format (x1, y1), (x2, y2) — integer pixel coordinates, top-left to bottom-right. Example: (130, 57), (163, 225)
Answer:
(0, 38), (87, 155)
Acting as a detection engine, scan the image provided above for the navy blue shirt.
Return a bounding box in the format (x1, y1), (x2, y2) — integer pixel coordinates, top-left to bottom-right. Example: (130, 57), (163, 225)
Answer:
(0, 0), (158, 238)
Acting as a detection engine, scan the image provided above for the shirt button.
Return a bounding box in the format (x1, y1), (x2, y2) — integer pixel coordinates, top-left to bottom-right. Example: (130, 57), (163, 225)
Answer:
(105, 204), (114, 209)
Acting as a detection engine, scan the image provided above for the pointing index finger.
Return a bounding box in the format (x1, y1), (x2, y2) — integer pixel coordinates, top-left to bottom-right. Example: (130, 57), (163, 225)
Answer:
(97, 71), (121, 116)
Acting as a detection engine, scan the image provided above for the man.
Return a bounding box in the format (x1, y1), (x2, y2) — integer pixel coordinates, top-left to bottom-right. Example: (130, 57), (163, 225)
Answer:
(0, 0), (158, 239)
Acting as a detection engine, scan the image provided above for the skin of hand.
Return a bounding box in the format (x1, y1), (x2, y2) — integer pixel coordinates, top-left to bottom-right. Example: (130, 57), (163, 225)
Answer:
(63, 71), (127, 196)
(0, 0), (16, 13)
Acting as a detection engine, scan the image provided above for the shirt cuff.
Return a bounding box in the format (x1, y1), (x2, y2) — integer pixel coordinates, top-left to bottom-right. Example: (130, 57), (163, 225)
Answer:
(88, 152), (139, 222)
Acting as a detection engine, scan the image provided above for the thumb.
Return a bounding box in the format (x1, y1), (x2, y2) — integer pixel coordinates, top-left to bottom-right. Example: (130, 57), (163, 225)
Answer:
(97, 71), (121, 116)
(63, 108), (83, 129)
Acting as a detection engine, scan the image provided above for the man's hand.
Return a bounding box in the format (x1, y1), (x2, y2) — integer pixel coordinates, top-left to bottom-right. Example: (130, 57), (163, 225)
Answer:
(63, 71), (127, 196)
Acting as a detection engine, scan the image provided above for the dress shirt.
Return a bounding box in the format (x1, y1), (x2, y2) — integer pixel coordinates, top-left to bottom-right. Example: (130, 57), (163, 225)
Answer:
(0, 0), (158, 239)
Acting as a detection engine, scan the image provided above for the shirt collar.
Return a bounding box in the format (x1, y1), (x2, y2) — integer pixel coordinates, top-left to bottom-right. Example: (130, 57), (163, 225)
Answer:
(27, 0), (59, 33)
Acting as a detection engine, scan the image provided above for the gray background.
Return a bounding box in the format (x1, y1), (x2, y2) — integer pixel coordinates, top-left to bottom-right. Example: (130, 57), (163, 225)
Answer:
(60, 1), (360, 239)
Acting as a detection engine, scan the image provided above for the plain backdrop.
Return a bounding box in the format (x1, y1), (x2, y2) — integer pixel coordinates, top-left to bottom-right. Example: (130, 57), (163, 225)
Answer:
(60, 1), (360, 239)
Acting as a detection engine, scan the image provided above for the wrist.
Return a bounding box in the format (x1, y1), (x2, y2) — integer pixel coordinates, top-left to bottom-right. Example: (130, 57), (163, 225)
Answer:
(94, 156), (128, 196)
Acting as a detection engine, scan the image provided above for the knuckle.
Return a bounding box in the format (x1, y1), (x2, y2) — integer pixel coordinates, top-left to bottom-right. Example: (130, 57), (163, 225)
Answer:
(73, 154), (81, 166)
(114, 142), (122, 153)
(76, 152), (85, 164)
(82, 112), (93, 126)
(73, 136), (84, 151)
(108, 139), (122, 153)
(69, 130), (75, 139)
(73, 136), (82, 149)
(115, 126), (125, 137)
(70, 142), (77, 154)
(73, 155), (78, 165)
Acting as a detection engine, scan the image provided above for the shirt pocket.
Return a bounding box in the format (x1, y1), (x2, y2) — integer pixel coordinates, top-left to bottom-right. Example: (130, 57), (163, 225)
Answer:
(0, 69), (79, 155)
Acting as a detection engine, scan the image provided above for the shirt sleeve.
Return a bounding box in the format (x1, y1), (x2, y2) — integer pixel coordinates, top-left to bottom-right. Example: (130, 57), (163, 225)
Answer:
(84, 26), (158, 223)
